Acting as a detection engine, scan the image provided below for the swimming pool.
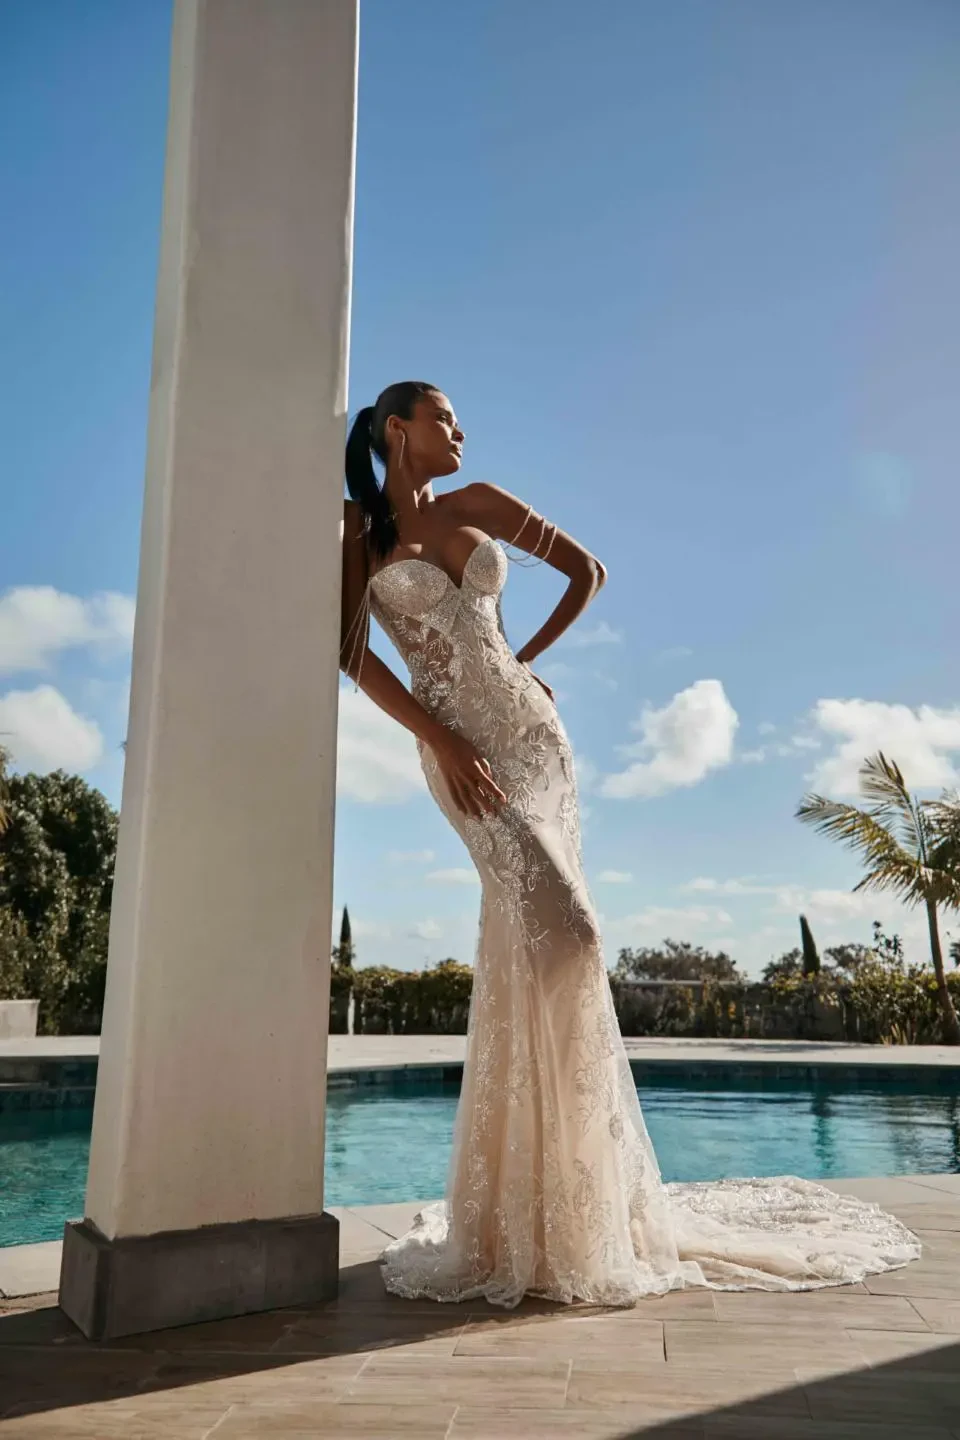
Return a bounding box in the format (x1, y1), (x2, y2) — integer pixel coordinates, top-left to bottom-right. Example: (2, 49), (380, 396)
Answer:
(2, 1067), (959, 1247)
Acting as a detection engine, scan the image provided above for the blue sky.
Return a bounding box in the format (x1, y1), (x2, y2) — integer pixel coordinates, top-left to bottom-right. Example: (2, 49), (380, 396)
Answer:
(2, 0), (959, 975)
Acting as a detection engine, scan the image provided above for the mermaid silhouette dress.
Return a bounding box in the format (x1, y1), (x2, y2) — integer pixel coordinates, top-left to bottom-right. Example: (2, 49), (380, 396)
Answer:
(360, 535), (919, 1307)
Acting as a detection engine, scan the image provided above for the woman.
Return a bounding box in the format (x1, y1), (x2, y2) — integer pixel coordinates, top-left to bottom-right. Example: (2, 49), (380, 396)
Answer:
(340, 380), (919, 1309)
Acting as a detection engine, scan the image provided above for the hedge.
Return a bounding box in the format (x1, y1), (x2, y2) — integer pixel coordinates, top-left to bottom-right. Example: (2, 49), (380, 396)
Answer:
(330, 961), (960, 1045)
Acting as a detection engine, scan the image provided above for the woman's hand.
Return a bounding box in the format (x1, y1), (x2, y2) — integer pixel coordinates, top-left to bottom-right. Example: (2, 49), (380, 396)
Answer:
(430, 728), (507, 819)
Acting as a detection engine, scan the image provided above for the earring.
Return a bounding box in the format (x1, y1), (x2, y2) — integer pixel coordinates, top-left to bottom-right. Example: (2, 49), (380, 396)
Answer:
(397, 430), (407, 473)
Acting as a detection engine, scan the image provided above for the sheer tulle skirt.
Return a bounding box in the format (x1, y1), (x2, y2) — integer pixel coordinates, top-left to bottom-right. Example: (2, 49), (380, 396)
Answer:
(380, 715), (920, 1309)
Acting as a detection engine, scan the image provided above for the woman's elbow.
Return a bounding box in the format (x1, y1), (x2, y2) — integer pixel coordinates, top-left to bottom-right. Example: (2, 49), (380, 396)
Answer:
(568, 553), (607, 594)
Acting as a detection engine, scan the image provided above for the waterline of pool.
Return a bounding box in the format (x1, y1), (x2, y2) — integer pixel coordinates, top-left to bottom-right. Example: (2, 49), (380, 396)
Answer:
(2, 1068), (959, 1247)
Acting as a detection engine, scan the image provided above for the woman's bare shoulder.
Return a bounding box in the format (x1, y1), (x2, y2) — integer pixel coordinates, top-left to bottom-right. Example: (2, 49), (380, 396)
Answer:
(435, 482), (512, 517)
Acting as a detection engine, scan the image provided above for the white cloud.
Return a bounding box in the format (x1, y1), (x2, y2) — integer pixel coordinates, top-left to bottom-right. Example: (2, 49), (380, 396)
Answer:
(597, 870), (633, 884)
(678, 876), (955, 969)
(683, 876), (903, 921)
(683, 876), (772, 897)
(0, 587), (135, 676)
(0, 685), (104, 772)
(561, 621), (623, 649)
(410, 919), (443, 940)
(337, 685), (427, 803)
(601, 680), (739, 800)
(769, 885), (866, 920)
(767, 885), (940, 961)
(388, 848), (436, 865)
(82, 675), (132, 725)
(574, 754), (598, 793)
(806, 698), (960, 796)
(349, 918), (393, 940)
(739, 731), (821, 766)
(604, 906), (734, 940)
(758, 722), (777, 737)
(426, 868), (480, 885)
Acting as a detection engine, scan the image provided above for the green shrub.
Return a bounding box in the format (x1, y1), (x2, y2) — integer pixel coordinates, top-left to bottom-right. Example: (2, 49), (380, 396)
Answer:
(348, 959), (473, 1035)
(841, 961), (960, 1045)
(0, 771), (116, 1034)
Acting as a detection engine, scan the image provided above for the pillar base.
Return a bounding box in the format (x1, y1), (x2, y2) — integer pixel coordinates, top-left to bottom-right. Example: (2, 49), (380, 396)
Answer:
(59, 1210), (339, 1340)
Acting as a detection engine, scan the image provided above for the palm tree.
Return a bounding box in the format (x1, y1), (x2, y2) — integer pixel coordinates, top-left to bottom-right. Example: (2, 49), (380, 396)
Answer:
(797, 753), (960, 1046)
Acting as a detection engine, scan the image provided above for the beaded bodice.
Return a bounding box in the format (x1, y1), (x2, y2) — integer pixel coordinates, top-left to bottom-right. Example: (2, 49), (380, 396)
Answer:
(368, 536), (535, 729)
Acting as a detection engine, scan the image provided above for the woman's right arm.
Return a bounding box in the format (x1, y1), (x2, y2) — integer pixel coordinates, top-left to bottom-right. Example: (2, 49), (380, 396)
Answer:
(339, 502), (506, 819)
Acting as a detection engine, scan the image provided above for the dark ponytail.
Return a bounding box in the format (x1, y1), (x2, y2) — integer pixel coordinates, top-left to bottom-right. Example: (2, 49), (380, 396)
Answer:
(344, 380), (439, 561)
(345, 406), (398, 560)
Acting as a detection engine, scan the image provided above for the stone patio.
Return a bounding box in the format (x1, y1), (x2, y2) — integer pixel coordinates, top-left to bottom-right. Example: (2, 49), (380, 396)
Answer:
(1, 1173), (959, 1437)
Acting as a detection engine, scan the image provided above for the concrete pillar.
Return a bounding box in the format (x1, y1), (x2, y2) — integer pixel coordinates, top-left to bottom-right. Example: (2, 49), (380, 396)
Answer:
(59, 0), (357, 1340)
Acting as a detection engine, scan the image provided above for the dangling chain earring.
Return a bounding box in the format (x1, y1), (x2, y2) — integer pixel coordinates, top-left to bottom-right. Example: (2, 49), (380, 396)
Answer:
(377, 428), (402, 538)
(503, 504), (558, 568)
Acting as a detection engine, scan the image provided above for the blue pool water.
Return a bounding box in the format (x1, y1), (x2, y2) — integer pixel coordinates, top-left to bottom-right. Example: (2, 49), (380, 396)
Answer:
(2, 1069), (959, 1247)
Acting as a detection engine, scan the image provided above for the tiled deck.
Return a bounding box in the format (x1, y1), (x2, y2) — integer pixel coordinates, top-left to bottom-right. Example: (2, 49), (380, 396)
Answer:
(1, 1174), (959, 1437)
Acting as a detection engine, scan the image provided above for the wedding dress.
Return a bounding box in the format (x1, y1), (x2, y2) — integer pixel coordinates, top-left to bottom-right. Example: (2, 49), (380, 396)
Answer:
(364, 534), (920, 1308)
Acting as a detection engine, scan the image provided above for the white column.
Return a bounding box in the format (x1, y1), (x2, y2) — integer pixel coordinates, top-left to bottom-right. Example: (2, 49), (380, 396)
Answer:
(59, 0), (357, 1339)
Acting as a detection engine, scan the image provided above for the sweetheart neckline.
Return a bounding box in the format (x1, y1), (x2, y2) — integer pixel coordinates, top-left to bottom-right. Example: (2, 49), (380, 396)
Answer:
(369, 534), (500, 594)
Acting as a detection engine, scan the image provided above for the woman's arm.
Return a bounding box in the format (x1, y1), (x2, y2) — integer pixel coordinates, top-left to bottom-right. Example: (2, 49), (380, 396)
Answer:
(340, 501), (507, 817)
(340, 502), (447, 747)
(460, 482), (607, 664)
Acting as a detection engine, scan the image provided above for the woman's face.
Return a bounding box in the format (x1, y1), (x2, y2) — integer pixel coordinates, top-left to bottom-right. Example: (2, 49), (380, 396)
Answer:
(392, 392), (464, 479)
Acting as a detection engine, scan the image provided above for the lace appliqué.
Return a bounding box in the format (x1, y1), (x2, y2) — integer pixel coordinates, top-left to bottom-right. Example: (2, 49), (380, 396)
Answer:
(370, 535), (922, 1309)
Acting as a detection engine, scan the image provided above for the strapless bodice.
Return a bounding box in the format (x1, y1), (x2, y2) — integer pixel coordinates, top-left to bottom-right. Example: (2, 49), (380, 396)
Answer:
(369, 535), (507, 624)
(367, 534), (554, 740)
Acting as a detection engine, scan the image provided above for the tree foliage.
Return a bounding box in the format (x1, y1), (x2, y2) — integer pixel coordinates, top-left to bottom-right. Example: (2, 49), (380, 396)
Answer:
(349, 959), (473, 1034)
(799, 914), (820, 975)
(334, 905), (355, 968)
(797, 753), (960, 1044)
(614, 939), (741, 983)
(0, 745), (10, 834)
(0, 769), (117, 1033)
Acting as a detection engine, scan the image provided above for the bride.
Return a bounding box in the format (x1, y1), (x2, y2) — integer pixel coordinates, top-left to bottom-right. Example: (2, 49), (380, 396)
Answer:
(339, 380), (919, 1309)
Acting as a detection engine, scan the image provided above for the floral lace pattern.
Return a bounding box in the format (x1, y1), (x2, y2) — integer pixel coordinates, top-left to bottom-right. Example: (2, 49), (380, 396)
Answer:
(368, 537), (920, 1308)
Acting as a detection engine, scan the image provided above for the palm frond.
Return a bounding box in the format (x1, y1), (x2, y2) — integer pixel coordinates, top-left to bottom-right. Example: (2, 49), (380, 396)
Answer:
(858, 753), (926, 860)
(928, 791), (960, 847)
(853, 862), (924, 902)
(797, 794), (926, 900)
(924, 793), (960, 909)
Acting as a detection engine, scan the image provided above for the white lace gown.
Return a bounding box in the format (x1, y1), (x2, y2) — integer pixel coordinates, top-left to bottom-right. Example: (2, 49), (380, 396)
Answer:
(366, 536), (920, 1308)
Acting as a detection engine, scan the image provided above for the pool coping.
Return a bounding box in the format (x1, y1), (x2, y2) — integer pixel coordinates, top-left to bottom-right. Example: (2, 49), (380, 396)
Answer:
(4, 1034), (960, 1069)
(3, 1171), (960, 1300)
(2, 1035), (958, 1111)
